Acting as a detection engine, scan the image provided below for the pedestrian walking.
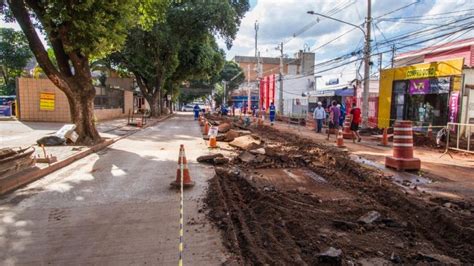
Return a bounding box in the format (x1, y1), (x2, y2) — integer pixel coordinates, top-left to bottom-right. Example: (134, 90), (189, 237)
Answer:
(350, 102), (362, 142)
(269, 102), (276, 125)
(313, 102), (326, 133)
(327, 100), (340, 140)
(260, 106), (266, 121)
(193, 104), (200, 120)
(339, 103), (346, 127)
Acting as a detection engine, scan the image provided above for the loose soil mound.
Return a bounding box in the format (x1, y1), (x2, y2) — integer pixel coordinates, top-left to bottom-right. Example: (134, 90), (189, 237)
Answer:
(204, 120), (474, 265)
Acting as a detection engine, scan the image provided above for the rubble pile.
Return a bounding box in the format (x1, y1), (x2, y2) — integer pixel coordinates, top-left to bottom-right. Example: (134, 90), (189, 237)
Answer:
(200, 116), (474, 265)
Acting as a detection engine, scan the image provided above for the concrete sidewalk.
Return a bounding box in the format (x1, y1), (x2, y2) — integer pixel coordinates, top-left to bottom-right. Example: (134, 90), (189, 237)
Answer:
(263, 118), (474, 200)
(0, 117), (160, 168)
(0, 112), (226, 265)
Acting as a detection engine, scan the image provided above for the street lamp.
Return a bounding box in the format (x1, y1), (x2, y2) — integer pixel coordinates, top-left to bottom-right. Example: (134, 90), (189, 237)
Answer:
(307, 11), (365, 34)
(307, 9), (371, 127)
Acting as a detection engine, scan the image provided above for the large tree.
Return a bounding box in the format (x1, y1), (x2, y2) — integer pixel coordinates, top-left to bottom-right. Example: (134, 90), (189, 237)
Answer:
(3, 0), (167, 144)
(215, 60), (245, 105)
(111, 0), (249, 117)
(0, 28), (32, 95)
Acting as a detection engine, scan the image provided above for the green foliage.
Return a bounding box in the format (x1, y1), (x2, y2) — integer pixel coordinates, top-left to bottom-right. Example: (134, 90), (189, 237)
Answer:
(34, 0), (168, 58)
(218, 61), (245, 91)
(111, 0), (249, 108)
(0, 28), (32, 95)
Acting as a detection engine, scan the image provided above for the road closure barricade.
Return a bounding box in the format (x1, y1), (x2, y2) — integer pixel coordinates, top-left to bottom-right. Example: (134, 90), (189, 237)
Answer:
(445, 122), (474, 154)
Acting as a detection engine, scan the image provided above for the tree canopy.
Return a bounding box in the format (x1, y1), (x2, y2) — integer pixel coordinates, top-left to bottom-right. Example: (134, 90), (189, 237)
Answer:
(4, 0), (168, 143)
(110, 0), (249, 116)
(0, 28), (32, 95)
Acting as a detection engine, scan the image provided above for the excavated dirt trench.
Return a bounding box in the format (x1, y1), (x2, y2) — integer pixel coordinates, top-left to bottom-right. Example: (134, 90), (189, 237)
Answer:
(203, 118), (474, 265)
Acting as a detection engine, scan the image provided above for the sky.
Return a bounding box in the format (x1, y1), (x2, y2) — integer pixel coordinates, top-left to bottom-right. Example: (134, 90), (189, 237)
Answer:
(3, 0), (473, 81)
(217, 0), (474, 79)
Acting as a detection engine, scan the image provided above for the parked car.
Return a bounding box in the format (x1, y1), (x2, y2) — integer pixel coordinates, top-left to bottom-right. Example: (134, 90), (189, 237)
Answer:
(181, 104), (195, 112)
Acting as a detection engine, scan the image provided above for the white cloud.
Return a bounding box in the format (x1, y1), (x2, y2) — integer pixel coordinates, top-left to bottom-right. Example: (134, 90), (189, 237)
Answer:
(221, 0), (474, 64)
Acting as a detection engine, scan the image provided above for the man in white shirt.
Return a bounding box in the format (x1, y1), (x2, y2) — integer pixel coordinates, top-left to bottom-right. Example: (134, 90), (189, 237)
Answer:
(313, 102), (326, 133)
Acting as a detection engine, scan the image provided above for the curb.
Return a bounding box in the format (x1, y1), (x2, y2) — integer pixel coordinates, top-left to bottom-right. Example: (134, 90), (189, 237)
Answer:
(0, 113), (175, 196)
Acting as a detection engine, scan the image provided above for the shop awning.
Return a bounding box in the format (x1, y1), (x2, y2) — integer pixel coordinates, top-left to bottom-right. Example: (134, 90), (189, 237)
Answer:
(335, 87), (354, 96)
(314, 90), (336, 97)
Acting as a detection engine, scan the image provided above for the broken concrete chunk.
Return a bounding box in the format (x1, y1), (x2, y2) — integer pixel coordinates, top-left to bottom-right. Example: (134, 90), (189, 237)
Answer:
(218, 123), (231, 133)
(414, 253), (460, 264)
(238, 151), (256, 163)
(224, 130), (239, 142)
(213, 157), (229, 165)
(249, 148), (265, 155)
(332, 220), (358, 230)
(229, 135), (261, 150)
(54, 124), (76, 139)
(197, 153), (224, 163)
(36, 135), (65, 146)
(317, 247), (342, 264)
(216, 134), (226, 141)
(357, 211), (381, 224)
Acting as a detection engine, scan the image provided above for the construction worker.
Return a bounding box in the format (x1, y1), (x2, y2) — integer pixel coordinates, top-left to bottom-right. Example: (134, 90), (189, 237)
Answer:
(193, 104), (200, 120)
(269, 102), (276, 125)
(313, 102), (326, 133)
(350, 102), (362, 142)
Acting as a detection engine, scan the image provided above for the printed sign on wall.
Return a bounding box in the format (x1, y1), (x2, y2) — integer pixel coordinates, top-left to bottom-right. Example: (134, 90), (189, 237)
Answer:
(40, 92), (55, 111)
(409, 79), (430, 95)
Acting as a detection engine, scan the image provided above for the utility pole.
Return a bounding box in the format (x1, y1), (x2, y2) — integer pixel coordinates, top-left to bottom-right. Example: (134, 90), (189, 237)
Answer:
(378, 53), (382, 75)
(391, 44), (396, 68)
(222, 81), (227, 105)
(247, 64), (251, 115)
(362, 0), (372, 127)
(307, 8), (370, 125)
(278, 42), (284, 115)
(254, 20), (259, 58)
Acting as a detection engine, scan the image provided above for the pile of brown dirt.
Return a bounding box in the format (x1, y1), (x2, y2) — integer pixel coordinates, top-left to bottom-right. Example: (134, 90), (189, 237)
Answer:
(204, 121), (474, 265)
(413, 132), (438, 148)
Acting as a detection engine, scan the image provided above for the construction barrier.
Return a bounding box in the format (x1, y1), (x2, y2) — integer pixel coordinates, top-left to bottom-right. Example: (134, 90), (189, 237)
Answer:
(202, 121), (209, 135)
(385, 120), (421, 171)
(342, 114), (353, 139)
(336, 129), (345, 148)
(445, 122), (474, 154)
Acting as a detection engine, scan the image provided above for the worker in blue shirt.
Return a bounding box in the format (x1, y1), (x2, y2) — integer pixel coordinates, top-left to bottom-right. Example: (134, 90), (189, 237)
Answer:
(269, 102), (276, 125)
(193, 104), (200, 120)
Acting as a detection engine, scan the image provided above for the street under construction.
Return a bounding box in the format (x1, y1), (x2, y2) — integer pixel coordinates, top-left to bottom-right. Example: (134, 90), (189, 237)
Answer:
(199, 114), (473, 265)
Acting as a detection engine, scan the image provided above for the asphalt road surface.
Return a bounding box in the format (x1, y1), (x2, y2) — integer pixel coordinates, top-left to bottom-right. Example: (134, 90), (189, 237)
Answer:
(0, 112), (226, 265)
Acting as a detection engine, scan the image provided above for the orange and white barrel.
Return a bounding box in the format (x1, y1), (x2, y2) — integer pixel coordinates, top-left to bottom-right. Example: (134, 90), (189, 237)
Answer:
(385, 120), (421, 171)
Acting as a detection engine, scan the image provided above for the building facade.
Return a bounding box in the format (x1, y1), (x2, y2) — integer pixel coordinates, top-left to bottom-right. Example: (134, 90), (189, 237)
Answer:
(16, 77), (134, 122)
(378, 58), (464, 129)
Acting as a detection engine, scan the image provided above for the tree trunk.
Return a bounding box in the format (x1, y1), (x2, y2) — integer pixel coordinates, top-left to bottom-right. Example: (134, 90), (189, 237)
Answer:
(68, 91), (100, 144)
(9, 0), (101, 145)
(146, 94), (160, 117)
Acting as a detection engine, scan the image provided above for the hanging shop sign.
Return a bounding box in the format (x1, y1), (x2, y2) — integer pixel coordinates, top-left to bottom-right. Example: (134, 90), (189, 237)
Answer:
(39, 92), (55, 111)
(409, 77), (451, 95)
(406, 67), (436, 79)
(429, 77), (451, 94)
(448, 92), (460, 123)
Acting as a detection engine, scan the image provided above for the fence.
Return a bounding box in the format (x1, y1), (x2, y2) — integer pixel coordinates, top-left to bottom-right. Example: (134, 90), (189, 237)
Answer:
(445, 122), (474, 154)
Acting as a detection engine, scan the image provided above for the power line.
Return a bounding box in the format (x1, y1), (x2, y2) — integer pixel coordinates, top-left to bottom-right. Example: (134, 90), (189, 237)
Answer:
(379, 8), (474, 21)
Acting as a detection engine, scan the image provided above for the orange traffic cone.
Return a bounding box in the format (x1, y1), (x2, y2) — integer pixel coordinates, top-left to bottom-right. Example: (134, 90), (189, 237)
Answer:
(209, 136), (218, 148)
(336, 129), (345, 148)
(379, 128), (389, 146)
(171, 145), (195, 188)
(203, 121), (209, 135)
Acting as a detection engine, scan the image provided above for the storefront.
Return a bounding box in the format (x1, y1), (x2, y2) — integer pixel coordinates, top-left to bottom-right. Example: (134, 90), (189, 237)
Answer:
(378, 58), (464, 129)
